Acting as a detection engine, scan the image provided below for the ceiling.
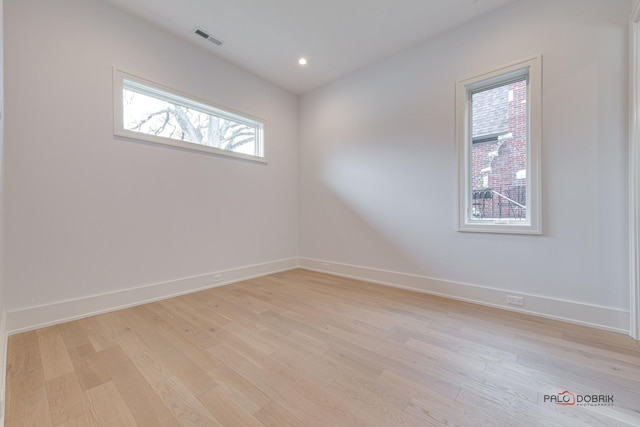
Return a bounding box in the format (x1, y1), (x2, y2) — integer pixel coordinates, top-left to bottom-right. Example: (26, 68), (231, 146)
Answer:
(103, 0), (516, 94)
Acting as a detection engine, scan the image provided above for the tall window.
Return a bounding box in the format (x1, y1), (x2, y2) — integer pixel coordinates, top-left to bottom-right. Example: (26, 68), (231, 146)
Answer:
(114, 69), (265, 162)
(456, 57), (541, 234)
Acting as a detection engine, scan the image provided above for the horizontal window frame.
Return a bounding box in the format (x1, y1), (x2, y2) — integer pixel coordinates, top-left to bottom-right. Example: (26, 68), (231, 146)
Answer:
(113, 68), (267, 163)
(456, 57), (542, 235)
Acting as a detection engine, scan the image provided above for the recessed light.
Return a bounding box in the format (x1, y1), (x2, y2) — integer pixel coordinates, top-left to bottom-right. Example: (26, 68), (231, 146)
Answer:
(298, 57), (308, 66)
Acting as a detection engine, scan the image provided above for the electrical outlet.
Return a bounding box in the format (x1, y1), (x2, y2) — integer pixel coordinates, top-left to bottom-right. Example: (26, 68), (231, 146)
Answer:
(506, 295), (524, 306)
(213, 274), (223, 282)
(322, 263), (330, 270)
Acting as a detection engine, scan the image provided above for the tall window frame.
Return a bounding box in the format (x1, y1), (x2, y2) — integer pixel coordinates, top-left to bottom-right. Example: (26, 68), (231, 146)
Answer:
(630, 0), (640, 340)
(456, 57), (542, 234)
(113, 68), (266, 163)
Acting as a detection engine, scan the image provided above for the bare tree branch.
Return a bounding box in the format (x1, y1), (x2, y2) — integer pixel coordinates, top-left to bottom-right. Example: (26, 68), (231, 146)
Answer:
(126, 91), (257, 153)
(151, 111), (171, 136)
(172, 106), (203, 143)
(131, 108), (172, 131)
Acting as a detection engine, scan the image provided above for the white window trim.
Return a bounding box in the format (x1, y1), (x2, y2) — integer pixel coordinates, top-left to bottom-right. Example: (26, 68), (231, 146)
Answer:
(113, 68), (267, 163)
(456, 57), (542, 235)
(629, 0), (640, 340)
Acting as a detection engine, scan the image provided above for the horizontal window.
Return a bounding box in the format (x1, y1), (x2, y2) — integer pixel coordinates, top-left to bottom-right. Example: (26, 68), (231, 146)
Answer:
(113, 69), (265, 162)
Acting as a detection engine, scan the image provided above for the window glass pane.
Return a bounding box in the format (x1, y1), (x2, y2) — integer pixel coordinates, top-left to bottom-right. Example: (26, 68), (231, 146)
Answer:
(122, 81), (262, 157)
(470, 77), (527, 221)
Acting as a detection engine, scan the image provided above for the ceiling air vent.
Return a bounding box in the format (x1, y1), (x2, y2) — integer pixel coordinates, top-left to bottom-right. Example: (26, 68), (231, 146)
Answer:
(193, 27), (224, 46)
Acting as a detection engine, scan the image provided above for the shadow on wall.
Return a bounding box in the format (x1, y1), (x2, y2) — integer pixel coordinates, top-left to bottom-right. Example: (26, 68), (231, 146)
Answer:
(319, 139), (454, 275)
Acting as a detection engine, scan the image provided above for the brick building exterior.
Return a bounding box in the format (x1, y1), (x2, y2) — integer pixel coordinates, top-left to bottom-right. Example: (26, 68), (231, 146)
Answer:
(471, 79), (527, 219)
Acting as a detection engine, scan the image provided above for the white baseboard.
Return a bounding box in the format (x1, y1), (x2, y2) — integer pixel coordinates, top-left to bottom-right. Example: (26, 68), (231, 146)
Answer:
(5, 256), (631, 336)
(299, 258), (630, 334)
(6, 258), (298, 335)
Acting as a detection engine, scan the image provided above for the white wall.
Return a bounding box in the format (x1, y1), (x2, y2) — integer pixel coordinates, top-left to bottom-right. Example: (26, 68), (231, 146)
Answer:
(4, 0), (298, 313)
(299, 0), (631, 316)
(0, 0), (6, 417)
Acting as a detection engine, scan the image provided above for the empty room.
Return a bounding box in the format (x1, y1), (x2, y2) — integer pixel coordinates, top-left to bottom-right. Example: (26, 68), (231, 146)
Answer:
(1, 0), (640, 425)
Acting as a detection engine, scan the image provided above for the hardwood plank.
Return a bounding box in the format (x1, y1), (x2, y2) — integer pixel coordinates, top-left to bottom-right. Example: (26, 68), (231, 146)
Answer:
(44, 372), (90, 426)
(253, 402), (307, 427)
(208, 366), (270, 413)
(405, 394), (500, 427)
(153, 376), (222, 427)
(6, 332), (53, 427)
(207, 342), (350, 427)
(327, 376), (427, 427)
(121, 306), (219, 395)
(36, 327), (74, 381)
(55, 413), (99, 427)
(98, 346), (180, 427)
(85, 381), (137, 427)
(66, 344), (111, 391)
(6, 332), (43, 378)
(57, 321), (90, 350)
(198, 384), (265, 427)
(77, 316), (117, 352)
(110, 324), (172, 385)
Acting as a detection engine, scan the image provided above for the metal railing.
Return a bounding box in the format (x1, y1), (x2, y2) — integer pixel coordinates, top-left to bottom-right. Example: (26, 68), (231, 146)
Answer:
(472, 185), (526, 220)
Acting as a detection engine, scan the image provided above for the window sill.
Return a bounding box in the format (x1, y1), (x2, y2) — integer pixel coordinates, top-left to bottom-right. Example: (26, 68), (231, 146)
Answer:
(458, 221), (542, 235)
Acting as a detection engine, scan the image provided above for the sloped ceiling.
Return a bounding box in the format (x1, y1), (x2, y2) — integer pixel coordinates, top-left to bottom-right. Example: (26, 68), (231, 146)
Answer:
(102, 0), (515, 94)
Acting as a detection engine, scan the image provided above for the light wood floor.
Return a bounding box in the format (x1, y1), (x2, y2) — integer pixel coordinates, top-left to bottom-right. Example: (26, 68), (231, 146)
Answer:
(6, 269), (640, 426)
